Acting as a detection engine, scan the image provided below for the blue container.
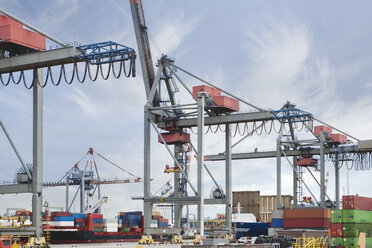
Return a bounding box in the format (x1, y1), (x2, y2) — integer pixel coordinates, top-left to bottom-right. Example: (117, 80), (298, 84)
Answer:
(235, 222), (269, 239)
(93, 218), (103, 223)
(271, 219), (284, 228)
(71, 213), (86, 219)
(54, 216), (74, 221)
(127, 215), (141, 227)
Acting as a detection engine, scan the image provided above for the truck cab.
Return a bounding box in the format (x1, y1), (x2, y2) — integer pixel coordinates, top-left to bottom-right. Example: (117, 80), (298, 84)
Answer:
(0, 238), (12, 248)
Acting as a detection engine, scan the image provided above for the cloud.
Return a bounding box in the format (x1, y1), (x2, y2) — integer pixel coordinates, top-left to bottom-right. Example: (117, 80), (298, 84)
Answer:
(66, 88), (105, 118)
(152, 11), (200, 57)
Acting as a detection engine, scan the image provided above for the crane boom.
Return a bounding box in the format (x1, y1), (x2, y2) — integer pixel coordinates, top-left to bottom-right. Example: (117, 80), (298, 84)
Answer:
(129, 0), (159, 106)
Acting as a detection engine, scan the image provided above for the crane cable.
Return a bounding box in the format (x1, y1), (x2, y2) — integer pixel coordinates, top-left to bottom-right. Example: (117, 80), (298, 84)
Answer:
(95, 151), (141, 179)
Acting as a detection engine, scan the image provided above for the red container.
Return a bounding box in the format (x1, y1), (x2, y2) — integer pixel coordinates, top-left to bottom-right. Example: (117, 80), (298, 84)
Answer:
(192, 85), (221, 99)
(283, 218), (330, 228)
(74, 218), (87, 223)
(51, 212), (71, 217)
(93, 223), (104, 228)
(158, 132), (190, 145)
(343, 195), (372, 210)
(87, 213), (103, 219)
(284, 209), (330, 219)
(330, 223), (343, 237)
(0, 16), (45, 51)
(296, 158), (318, 167)
(314, 125), (332, 136)
(212, 96), (239, 112)
(330, 133), (347, 143)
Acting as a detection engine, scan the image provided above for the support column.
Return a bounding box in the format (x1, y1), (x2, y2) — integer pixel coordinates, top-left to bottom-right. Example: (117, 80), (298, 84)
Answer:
(81, 176), (85, 213)
(32, 68), (43, 238)
(276, 133), (283, 209)
(174, 145), (182, 229)
(292, 156), (298, 207)
(225, 124), (232, 232)
(335, 153), (340, 209)
(319, 133), (325, 208)
(196, 94), (205, 237)
(143, 104), (152, 232)
(66, 178), (69, 211)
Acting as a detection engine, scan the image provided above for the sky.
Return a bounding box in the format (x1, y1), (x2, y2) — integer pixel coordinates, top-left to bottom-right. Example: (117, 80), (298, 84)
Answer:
(1, 0), (372, 220)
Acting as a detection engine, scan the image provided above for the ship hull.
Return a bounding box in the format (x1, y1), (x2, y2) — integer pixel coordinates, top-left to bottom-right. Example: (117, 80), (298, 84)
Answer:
(49, 231), (142, 244)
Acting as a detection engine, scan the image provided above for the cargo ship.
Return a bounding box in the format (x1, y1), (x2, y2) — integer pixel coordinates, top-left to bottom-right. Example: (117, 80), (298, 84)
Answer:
(43, 211), (145, 244)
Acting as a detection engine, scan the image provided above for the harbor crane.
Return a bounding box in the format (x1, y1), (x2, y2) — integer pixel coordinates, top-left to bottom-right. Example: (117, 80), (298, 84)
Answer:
(0, 10), (136, 238)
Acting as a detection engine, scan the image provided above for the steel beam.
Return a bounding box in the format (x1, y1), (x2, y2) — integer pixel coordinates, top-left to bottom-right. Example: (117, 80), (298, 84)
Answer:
(319, 133), (326, 208)
(143, 104), (152, 232)
(0, 47), (81, 74)
(197, 94), (205, 236)
(32, 68), (43, 238)
(205, 148), (332, 161)
(0, 184), (33, 194)
(144, 197), (226, 205)
(276, 132), (283, 209)
(335, 153), (340, 209)
(157, 111), (273, 129)
(225, 124), (232, 232)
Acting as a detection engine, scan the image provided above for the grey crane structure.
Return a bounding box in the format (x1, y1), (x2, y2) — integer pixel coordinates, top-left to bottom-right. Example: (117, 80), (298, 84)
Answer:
(0, 10), (135, 238)
(129, 0), (372, 237)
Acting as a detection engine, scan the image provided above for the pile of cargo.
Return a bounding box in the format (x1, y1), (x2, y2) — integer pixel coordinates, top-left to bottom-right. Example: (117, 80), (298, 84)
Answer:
(151, 211), (169, 229)
(331, 195), (372, 247)
(271, 208), (330, 229)
(43, 212), (118, 233)
(117, 211), (142, 233)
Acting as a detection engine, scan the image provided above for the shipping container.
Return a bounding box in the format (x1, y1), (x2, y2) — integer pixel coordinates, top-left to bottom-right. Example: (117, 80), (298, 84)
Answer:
(284, 209), (330, 219)
(271, 219), (283, 228)
(342, 223), (372, 237)
(331, 237), (344, 247)
(283, 218), (330, 228)
(192, 85), (221, 99)
(343, 237), (372, 248)
(330, 223), (343, 237)
(342, 209), (372, 223)
(235, 222), (269, 239)
(343, 195), (372, 210)
(331, 209), (343, 223)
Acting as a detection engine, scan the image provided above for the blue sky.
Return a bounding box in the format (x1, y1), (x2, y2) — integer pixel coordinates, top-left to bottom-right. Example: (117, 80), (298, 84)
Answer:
(1, 0), (372, 219)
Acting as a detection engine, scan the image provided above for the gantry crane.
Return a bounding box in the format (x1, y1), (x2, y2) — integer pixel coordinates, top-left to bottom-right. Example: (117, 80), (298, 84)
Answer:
(42, 148), (145, 213)
(129, 0), (372, 240)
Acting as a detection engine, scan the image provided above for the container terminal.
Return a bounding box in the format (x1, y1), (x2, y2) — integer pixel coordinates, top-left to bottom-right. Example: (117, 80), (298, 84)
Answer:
(0, 1), (372, 248)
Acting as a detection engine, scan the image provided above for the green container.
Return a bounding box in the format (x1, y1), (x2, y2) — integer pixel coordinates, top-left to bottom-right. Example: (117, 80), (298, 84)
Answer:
(151, 219), (158, 224)
(122, 227), (129, 232)
(331, 209), (343, 223)
(343, 223), (372, 237)
(342, 209), (372, 223)
(343, 237), (372, 248)
(93, 227), (104, 232)
(331, 237), (344, 247)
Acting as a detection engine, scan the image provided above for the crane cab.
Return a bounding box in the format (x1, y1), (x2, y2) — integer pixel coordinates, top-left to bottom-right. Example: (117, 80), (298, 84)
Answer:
(0, 238), (11, 248)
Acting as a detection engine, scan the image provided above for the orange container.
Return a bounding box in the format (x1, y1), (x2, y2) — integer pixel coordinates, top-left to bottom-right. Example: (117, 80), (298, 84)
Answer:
(192, 85), (221, 99)
(0, 15), (45, 51)
(313, 125), (332, 136)
(330, 133), (347, 143)
(158, 132), (190, 145)
(212, 96), (239, 112)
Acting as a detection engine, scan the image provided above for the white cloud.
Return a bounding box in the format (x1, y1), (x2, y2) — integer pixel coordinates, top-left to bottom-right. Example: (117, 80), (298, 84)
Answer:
(66, 88), (105, 118)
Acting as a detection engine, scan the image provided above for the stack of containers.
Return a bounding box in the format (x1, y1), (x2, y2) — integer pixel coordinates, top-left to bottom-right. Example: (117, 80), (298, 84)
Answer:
(152, 211), (168, 228)
(87, 213), (104, 232)
(72, 213), (86, 230)
(283, 209), (330, 228)
(271, 210), (284, 228)
(340, 195), (372, 247)
(51, 212), (74, 229)
(117, 211), (142, 233)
